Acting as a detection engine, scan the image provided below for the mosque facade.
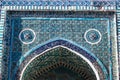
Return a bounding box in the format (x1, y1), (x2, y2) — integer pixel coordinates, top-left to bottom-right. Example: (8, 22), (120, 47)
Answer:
(0, 0), (120, 80)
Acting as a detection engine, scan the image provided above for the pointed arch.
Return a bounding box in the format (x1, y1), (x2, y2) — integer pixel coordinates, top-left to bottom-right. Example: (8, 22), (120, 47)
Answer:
(15, 38), (108, 80)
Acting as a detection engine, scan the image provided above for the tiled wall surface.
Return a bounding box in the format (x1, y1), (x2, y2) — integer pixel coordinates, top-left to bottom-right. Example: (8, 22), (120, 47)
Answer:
(3, 11), (116, 80)
(116, 1), (120, 79)
(0, 0), (119, 80)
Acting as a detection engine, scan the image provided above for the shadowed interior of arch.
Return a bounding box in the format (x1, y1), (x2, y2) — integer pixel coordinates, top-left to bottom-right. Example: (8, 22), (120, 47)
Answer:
(21, 47), (97, 80)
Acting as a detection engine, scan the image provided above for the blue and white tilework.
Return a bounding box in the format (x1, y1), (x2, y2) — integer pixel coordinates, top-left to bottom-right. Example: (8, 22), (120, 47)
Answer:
(0, 0), (119, 80)
(2, 11), (116, 80)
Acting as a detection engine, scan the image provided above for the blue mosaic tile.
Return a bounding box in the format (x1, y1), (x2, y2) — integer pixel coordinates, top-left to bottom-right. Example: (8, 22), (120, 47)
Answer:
(1, 0), (116, 6)
(34, 40), (96, 62)
(0, 0), (119, 79)
(1, 11), (116, 80)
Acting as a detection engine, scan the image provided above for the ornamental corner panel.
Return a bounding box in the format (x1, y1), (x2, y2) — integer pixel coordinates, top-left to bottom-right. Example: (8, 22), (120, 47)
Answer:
(0, 0), (120, 80)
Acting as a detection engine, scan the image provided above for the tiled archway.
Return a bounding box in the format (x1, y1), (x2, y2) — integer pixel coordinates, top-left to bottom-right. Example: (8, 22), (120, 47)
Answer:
(21, 47), (97, 80)
(16, 39), (108, 80)
(0, 0), (119, 80)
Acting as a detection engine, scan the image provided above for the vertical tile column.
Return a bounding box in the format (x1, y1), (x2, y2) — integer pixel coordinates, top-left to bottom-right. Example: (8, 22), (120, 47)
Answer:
(0, 8), (5, 79)
(116, 4), (120, 78)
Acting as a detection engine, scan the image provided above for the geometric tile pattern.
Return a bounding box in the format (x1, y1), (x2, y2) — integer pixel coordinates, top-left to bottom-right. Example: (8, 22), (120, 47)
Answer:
(3, 11), (115, 80)
(16, 41), (106, 80)
(1, 0), (116, 6)
(22, 47), (97, 80)
(0, 0), (119, 80)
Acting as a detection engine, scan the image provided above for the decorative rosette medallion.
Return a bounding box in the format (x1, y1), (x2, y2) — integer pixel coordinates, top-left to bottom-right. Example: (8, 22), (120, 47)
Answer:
(84, 29), (102, 44)
(19, 28), (36, 44)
